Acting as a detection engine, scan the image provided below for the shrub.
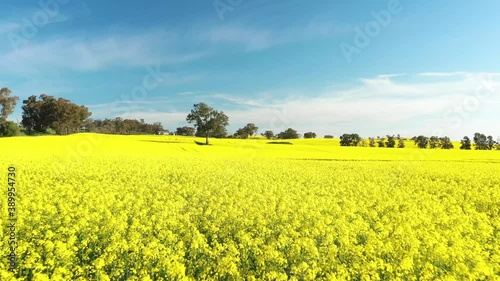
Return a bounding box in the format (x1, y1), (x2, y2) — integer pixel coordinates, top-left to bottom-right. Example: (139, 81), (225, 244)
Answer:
(0, 121), (20, 137)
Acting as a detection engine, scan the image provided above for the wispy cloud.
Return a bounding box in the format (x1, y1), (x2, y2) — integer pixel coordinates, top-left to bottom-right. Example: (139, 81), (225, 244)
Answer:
(378, 73), (406, 79)
(205, 26), (275, 51)
(419, 72), (467, 77)
(203, 94), (265, 107)
(0, 17), (339, 74)
(0, 22), (21, 34)
(0, 30), (211, 73)
(100, 72), (499, 139)
(200, 20), (340, 51)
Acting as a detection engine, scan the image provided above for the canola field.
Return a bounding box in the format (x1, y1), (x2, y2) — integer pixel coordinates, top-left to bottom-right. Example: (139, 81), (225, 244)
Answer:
(0, 134), (499, 280)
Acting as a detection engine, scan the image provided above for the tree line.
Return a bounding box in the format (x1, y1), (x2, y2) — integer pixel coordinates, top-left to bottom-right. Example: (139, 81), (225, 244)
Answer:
(1, 90), (499, 150)
(338, 133), (500, 150)
(0, 91), (165, 136)
(83, 118), (164, 135)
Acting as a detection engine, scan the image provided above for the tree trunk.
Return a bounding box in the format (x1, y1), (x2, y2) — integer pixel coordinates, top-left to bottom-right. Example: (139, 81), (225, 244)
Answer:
(206, 134), (210, 145)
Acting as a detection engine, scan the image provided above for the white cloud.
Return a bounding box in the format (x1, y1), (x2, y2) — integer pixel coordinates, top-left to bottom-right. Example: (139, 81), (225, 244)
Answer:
(0, 30), (211, 73)
(103, 73), (500, 140)
(377, 73), (406, 79)
(0, 18), (340, 74)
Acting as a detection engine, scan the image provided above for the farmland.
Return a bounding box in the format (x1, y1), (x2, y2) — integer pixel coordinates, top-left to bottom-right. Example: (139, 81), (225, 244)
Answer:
(1, 134), (499, 280)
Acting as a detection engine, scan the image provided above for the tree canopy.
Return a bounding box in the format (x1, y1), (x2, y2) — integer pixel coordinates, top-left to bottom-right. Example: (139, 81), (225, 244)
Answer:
(186, 103), (229, 145)
(0, 87), (18, 123)
(21, 94), (91, 135)
(234, 123), (259, 139)
(277, 128), (300, 139)
(340, 133), (361, 146)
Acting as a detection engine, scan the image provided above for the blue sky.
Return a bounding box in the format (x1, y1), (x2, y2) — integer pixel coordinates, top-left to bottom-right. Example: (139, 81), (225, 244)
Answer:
(1, 0), (499, 139)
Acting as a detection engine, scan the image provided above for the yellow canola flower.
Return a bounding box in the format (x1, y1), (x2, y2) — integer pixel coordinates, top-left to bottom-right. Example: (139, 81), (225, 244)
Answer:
(0, 134), (498, 280)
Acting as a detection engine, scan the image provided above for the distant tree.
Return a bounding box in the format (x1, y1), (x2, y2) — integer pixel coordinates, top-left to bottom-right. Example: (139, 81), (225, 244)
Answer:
(277, 128), (300, 139)
(385, 135), (396, 148)
(360, 139), (368, 147)
(473, 133), (488, 150)
(51, 98), (91, 135)
(176, 126), (196, 136)
(186, 103), (229, 145)
(397, 137), (405, 148)
(21, 94), (90, 135)
(368, 137), (376, 147)
(0, 87), (19, 123)
(414, 135), (429, 149)
(339, 133), (361, 146)
(377, 137), (385, 148)
(460, 136), (472, 150)
(151, 122), (164, 135)
(243, 123), (258, 137)
(261, 130), (275, 140)
(324, 135), (334, 139)
(303, 132), (317, 139)
(439, 136), (454, 149)
(234, 128), (249, 139)
(487, 136), (496, 150)
(429, 136), (439, 149)
(234, 123), (259, 139)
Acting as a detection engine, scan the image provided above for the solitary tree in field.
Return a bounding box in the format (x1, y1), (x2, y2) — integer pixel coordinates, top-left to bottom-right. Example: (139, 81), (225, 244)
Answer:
(186, 103), (229, 145)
